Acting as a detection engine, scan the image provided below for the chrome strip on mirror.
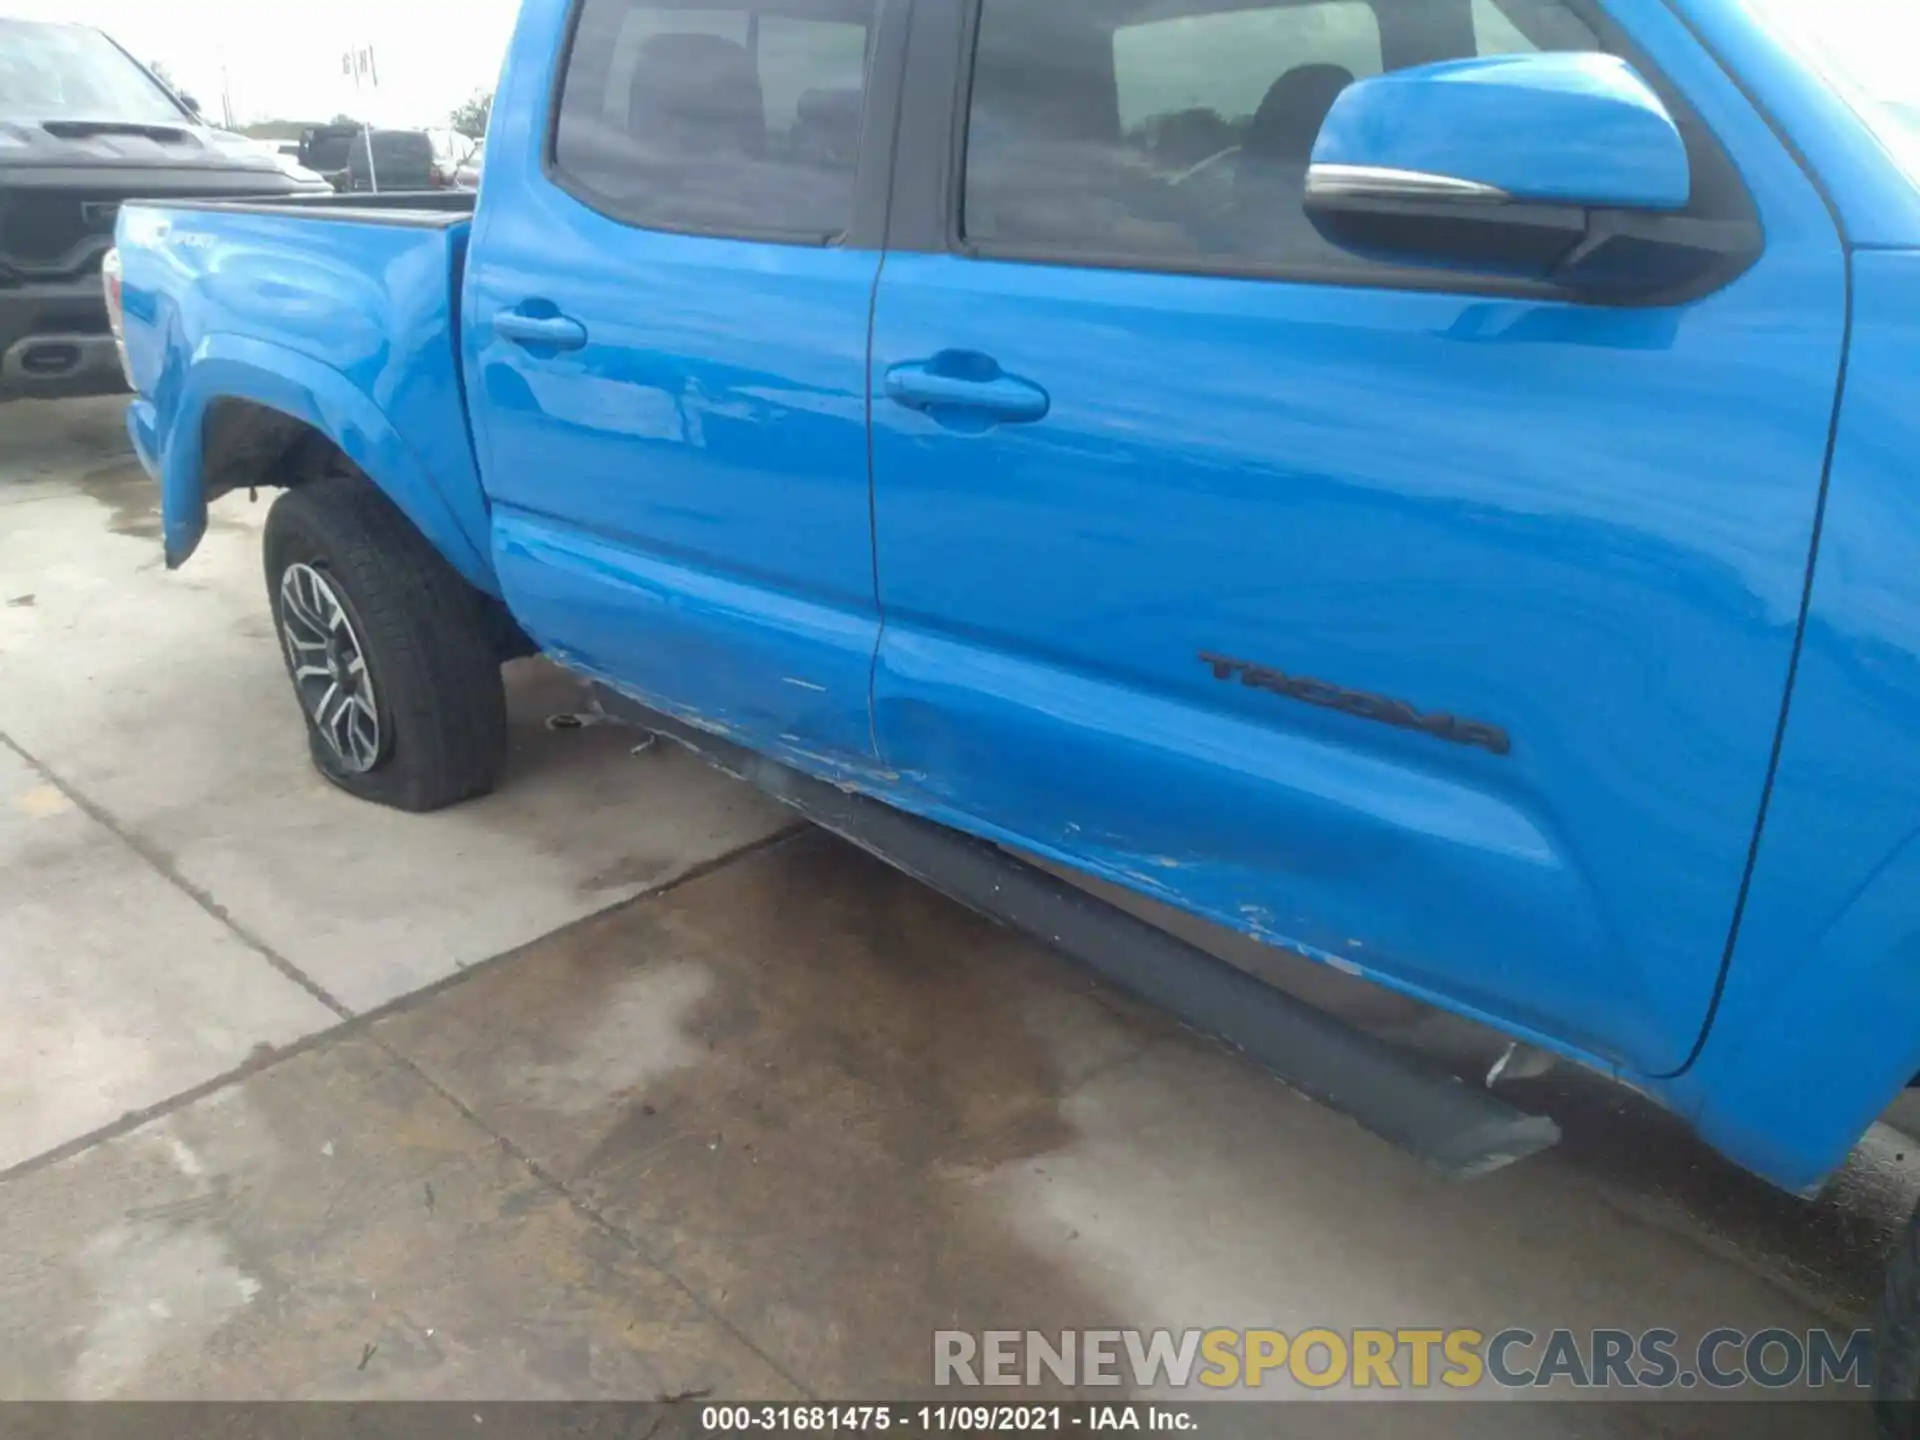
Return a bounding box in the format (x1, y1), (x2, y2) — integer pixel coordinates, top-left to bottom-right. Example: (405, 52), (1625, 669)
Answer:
(1306, 164), (1512, 204)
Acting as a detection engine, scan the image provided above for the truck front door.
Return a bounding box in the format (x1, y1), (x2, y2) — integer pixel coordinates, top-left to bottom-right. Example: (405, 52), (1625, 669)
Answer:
(866, 0), (1850, 1075)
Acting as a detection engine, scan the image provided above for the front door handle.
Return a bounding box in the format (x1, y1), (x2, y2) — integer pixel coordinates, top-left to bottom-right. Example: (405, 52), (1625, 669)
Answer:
(884, 356), (1050, 425)
(495, 309), (588, 352)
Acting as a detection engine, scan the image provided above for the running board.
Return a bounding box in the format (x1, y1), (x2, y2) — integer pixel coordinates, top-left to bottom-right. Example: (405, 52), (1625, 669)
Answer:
(588, 686), (1561, 1180)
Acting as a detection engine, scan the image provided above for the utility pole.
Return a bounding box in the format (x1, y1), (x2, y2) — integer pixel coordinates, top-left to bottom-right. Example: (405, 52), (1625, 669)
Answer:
(342, 44), (381, 192)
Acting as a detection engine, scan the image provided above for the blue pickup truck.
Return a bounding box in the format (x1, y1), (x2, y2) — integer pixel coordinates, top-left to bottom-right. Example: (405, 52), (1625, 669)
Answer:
(110, 0), (1920, 1411)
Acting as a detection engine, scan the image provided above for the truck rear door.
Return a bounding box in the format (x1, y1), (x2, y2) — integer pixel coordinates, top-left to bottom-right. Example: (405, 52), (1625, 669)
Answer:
(465, 0), (895, 772)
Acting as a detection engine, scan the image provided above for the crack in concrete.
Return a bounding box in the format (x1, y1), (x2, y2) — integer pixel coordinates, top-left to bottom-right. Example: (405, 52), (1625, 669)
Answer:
(0, 734), (815, 1389)
(371, 1036), (819, 1403)
(0, 1032), (338, 1188)
(0, 729), (352, 1021)
(0, 731), (804, 1189)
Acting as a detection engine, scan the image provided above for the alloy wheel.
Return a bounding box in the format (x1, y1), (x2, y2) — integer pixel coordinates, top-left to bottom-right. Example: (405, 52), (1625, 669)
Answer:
(278, 561), (382, 773)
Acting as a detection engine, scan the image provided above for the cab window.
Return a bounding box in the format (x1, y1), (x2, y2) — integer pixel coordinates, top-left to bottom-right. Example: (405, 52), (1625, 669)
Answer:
(553, 0), (875, 240)
(962, 0), (1598, 274)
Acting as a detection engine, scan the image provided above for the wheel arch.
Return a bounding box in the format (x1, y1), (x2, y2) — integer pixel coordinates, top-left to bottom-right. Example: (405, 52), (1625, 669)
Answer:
(151, 335), (498, 597)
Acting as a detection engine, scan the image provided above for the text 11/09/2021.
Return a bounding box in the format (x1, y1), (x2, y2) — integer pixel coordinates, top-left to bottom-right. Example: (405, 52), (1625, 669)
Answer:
(701, 1405), (1197, 1433)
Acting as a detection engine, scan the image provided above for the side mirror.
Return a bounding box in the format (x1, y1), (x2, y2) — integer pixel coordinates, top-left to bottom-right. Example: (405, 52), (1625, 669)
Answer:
(179, 93), (203, 117)
(1304, 54), (1739, 298)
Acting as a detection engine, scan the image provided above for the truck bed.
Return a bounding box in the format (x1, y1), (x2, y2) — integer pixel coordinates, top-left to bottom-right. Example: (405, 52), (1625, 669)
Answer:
(135, 191), (477, 225)
(115, 189), (496, 592)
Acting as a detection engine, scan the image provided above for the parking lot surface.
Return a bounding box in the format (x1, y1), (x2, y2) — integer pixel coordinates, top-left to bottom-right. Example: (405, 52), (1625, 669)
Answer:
(0, 399), (1910, 1435)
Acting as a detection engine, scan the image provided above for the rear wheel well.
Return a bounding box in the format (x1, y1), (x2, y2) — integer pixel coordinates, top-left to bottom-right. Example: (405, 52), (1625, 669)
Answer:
(198, 398), (537, 662)
(200, 397), (343, 501)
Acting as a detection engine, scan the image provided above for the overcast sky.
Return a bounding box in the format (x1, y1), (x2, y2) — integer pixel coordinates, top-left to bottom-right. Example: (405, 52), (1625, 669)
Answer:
(5, 0), (1912, 135)
(4, 0), (522, 127)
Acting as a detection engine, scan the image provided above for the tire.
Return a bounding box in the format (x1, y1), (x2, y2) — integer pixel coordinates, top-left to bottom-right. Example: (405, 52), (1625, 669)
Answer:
(262, 472), (508, 813)
(1877, 1200), (1920, 1437)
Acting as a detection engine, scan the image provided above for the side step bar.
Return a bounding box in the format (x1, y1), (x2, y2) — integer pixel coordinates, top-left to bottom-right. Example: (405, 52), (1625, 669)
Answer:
(589, 686), (1561, 1180)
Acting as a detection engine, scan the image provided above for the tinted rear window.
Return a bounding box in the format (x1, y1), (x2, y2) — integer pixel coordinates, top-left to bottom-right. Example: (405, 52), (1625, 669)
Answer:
(372, 132), (432, 162)
(310, 139), (352, 168)
(552, 0), (876, 241)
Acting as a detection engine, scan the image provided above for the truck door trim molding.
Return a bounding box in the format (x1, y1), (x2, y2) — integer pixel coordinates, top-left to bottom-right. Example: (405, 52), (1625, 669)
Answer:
(1198, 652), (1513, 757)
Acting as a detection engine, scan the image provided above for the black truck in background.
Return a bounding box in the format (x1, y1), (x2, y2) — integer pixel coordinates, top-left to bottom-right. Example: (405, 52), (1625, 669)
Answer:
(300, 126), (450, 194)
(0, 18), (329, 401)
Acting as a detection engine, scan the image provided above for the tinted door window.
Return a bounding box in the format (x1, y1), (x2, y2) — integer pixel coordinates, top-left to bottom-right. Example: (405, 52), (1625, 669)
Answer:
(963, 0), (1597, 273)
(554, 0), (875, 240)
(1113, 4), (1383, 143)
(1471, 0), (1538, 53)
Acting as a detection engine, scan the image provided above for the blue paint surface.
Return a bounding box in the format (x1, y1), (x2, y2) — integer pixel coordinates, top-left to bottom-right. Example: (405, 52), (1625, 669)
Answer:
(116, 209), (495, 592)
(1313, 52), (1691, 209)
(1674, 248), (1920, 1191)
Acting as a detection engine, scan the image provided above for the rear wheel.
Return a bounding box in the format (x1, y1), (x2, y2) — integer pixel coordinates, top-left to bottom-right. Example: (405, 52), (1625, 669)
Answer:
(263, 473), (507, 812)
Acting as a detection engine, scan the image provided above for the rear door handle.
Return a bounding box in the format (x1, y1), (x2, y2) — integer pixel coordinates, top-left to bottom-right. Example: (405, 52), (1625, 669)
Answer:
(884, 357), (1050, 425)
(495, 309), (588, 352)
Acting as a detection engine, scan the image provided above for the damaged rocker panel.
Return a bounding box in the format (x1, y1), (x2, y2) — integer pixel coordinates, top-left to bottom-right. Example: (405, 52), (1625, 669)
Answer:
(588, 681), (1561, 1181)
